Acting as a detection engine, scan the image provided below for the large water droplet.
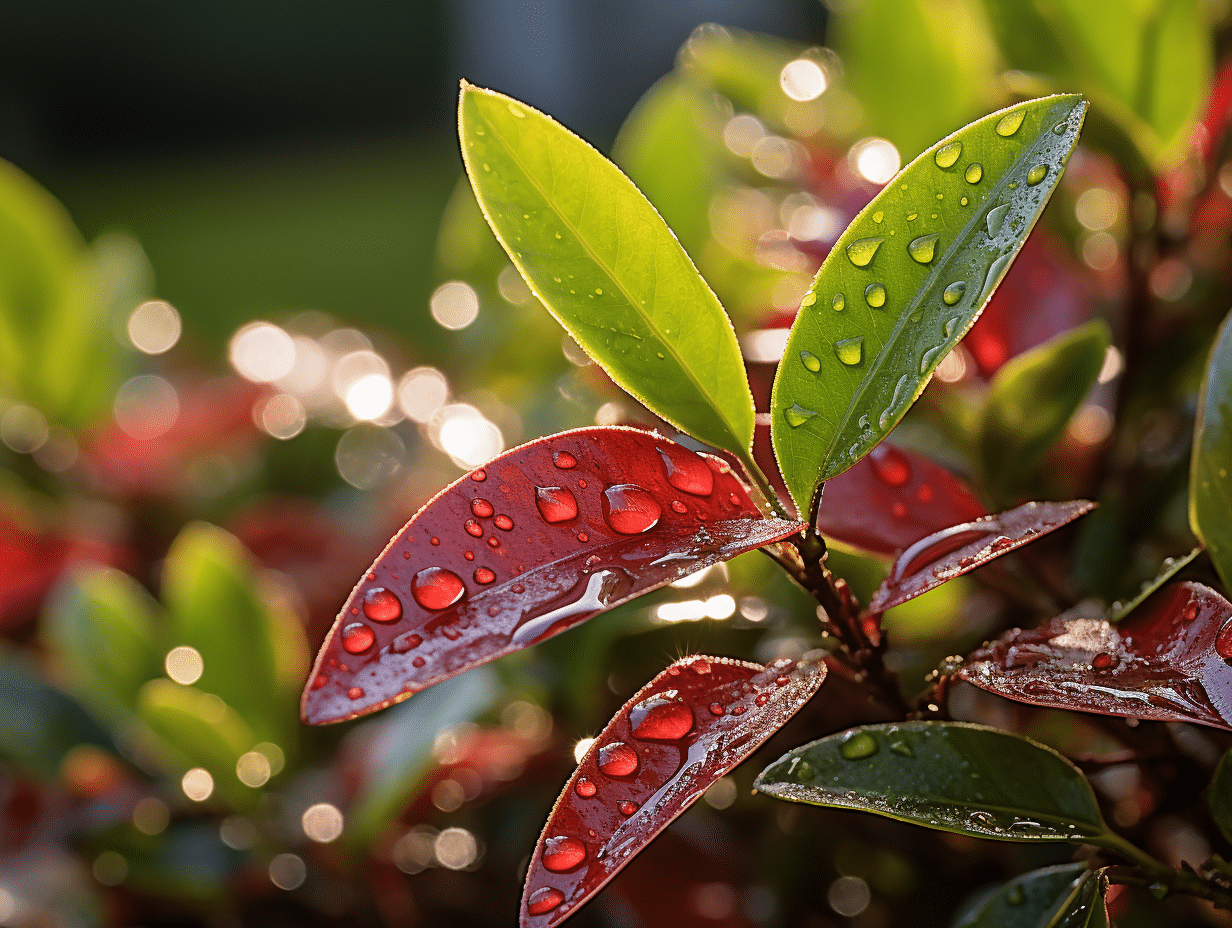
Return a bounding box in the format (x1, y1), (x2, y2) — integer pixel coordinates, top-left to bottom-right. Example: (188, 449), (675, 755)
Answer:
(784, 404), (817, 427)
(629, 694), (694, 741)
(964, 162), (983, 184)
(603, 485), (661, 534)
(597, 741), (639, 777)
(995, 109), (1026, 136)
(944, 316), (961, 337)
(832, 293), (845, 312)
(878, 374), (914, 430)
(985, 203), (1010, 236)
(526, 887), (565, 916)
(1216, 619), (1232, 659)
(363, 587), (403, 622)
(839, 731), (879, 760)
(920, 344), (946, 373)
(865, 283), (886, 308)
(869, 445), (910, 486)
(536, 486), (578, 523)
(658, 445), (714, 496)
(846, 237), (884, 267)
(341, 623), (375, 654)
(942, 281), (966, 306)
(494, 514), (514, 531)
(471, 498), (494, 518)
(834, 337), (864, 366)
(800, 350), (821, 372)
(542, 836), (587, 872)
(981, 253), (1013, 300)
(1026, 163), (1048, 186)
(934, 141), (962, 168)
(410, 567), (466, 611)
(553, 450), (577, 469)
(575, 777), (597, 797)
(1091, 651), (1114, 670)
(473, 567), (496, 584)
(908, 233), (940, 264)
(465, 519), (483, 538)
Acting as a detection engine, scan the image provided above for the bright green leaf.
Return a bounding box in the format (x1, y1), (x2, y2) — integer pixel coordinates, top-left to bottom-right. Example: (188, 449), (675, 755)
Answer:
(977, 320), (1110, 507)
(1191, 310), (1232, 590)
(458, 83), (756, 464)
(754, 722), (1108, 842)
(771, 95), (1087, 515)
(951, 864), (1104, 928)
(1211, 749), (1232, 845)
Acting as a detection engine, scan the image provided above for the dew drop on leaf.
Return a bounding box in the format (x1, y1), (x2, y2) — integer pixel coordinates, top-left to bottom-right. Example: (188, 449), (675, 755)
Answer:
(473, 567), (496, 584)
(471, 498), (494, 518)
(846, 237), (884, 267)
(1092, 651), (1114, 670)
(834, 337), (864, 366)
(410, 567), (466, 611)
(535, 486), (579, 523)
(908, 233), (940, 264)
(670, 500), (687, 514)
(785, 404), (817, 428)
(942, 281), (967, 306)
(1026, 164), (1048, 186)
(865, 283), (887, 308)
(709, 702), (725, 715)
(341, 623), (375, 654)
(575, 777), (597, 797)
(526, 887), (565, 916)
(986, 203), (1010, 236)
(964, 162), (983, 184)
(348, 686), (364, 700)
(800, 350), (821, 373)
(362, 587), (403, 623)
(832, 293), (845, 312)
(934, 141), (962, 168)
(542, 836), (587, 872)
(494, 514), (514, 531)
(839, 731), (879, 760)
(629, 694), (694, 741)
(995, 109), (1026, 137)
(602, 485), (662, 534)
(597, 741), (639, 777)
(619, 801), (638, 816)
(944, 315), (961, 337)
(553, 450), (577, 469)
(657, 445), (714, 496)
(465, 519), (483, 538)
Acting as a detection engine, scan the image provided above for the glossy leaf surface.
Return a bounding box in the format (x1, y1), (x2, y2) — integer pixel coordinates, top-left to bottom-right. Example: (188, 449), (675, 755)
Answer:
(521, 653), (826, 927)
(871, 500), (1096, 612)
(951, 864), (1104, 928)
(771, 95), (1087, 514)
(1211, 749), (1232, 845)
(302, 427), (802, 724)
(977, 321), (1110, 506)
(1190, 310), (1232, 590)
(458, 83), (756, 461)
(959, 582), (1232, 731)
(755, 722), (1107, 841)
(816, 442), (986, 558)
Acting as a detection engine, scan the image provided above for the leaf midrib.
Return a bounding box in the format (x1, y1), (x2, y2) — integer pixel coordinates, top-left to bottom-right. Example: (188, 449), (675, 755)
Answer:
(474, 99), (747, 452)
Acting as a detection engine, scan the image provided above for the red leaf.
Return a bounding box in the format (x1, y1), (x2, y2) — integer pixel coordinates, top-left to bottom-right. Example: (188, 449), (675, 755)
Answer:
(302, 427), (803, 724)
(958, 582), (1232, 731)
(520, 653), (826, 926)
(870, 500), (1096, 613)
(815, 443), (986, 557)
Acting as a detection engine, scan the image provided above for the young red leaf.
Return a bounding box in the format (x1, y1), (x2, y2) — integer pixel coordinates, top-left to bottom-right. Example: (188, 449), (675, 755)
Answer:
(302, 427), (803, 724)
(521, 653), (826, 926)
(870, 499), (1095, 613)
(815, 442), (986, 557)
(958, 581), (1232, 731)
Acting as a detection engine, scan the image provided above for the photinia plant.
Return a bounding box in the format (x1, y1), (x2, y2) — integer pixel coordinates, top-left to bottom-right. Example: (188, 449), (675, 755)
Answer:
(302, 79), (1232, 926)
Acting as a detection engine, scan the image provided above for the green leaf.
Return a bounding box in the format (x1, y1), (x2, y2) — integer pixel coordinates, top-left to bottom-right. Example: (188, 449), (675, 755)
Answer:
(1191, 310), (1232, 591)
(951, 864), (1105, 928)
(1111, 547), (1202, 621)
(754, 722), (1108, 842)
(458, 82), (755, 464)
(1210, 749), (1232, 845)
(770, 95), (1088, 515)
(977, 320), (1110, 507)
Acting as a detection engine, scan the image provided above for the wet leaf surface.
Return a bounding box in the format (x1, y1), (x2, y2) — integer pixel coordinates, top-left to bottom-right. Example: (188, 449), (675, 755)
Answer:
(755, 722), (1108, 842)
(959, 581), (1232, 731)
(771, 94), (1087, 514)
(302, 427), (803, 724)
(521, 652), (826, 927)
(1190, 310), (1232, 590)
(871, 500), (1096, 612)
(950, 864), (1103, 928)
(816, 442), (986, 558)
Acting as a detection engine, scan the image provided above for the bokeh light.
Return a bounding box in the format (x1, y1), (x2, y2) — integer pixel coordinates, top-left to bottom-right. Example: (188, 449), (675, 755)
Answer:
(0, 404), (49, 454)
(256, 393), (307, 439)
(398, 366), (450, 423)
(269, 853), (306, 890)
(114, 375), (179, 440)
(164, 645), (204, 685)
(434, 828), (478, 870)
(779, 58), (827, 101)
(127, 300), (182, 354)
(181, 768), (214, 802)
(301, 803), (344, 842)
(849, 137), (900, 185)
(229, 322), (296, 383)
(132, 796), (170, 835)
(430, 404), (503, 469)
(236, 751), (272, 788)
(430, 281), (480, 330)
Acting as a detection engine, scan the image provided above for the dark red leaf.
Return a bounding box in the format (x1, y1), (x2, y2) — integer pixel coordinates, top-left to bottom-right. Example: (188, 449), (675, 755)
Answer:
(958, 581), (1232, 731)
(870, 500), (1096, 613)
(816, 443), (986, 558)
(521, 653), (826, 926)
(302, 427), (803, 724)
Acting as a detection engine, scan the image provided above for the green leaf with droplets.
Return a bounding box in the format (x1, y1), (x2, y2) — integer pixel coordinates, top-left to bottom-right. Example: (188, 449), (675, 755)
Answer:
(458, 82), (756, 466)
(951, 864), (1107, 928)
(770, 95), (1087, 515)
(977, 320), (1110, 508)
(754, 722), (1109, 842)
(1190, 310), (1232, 591)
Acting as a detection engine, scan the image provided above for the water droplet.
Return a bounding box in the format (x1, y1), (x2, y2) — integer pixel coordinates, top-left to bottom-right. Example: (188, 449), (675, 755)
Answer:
(921, 344), (946, 373)
(471, 498), (494, 518)
(906, 212), (917, 221)
(800, 292), (817, 307)
(775, 675), (790, 686)
(575, 777), (597, 797)
(964, 162), (983, 184)
(832, 293), (845, 312)
(348, 686), (365, 700)
(784, 404), (817, 427)
(755, 693), (769, 706)
(869, 445), (910, 486)
(942, 281), (966, 306)
(730, 705), (746, 716)
(1184, 600), (1200, 622)
(630, 694), (694, 741)
(878, 373), (914, 430)
(430, 536), (440, 546)
(800, 350), (821, 372)
(865, 283), (886, 308)
(473, 567), (496, 585)
(981, 253), (1013, 299)
(494, 514), (514, 531)
(858, 414), (870, 430)
(872, 210), (884, 223)
(839, 731), (879, 760)
(412, 655), (426, 667)
(618, 801), (637, 816)
(846, 237), (884, 267)
(889, 740), (914, 757)
(995, 109), (1026, 137)
(1026, 164), (1047, 186)
(410, 567), (466, 611)
(1006, 885), (1025, 906)
(542, 836), (586, 872)
(1216, 619), (1232, 660)
(471, 469), (487, 482)
(342, 623), (375, 654)
(553, 450), (577, 469)
(985, 203), (1010, 236)
(464, 551), (475, 560)
(834, 336), (864, 366)
(670, 500), (688, 514)
(363, 588), (403, 622)
(487, 536), (500, 548)
(944, 315), (961, 337)
(960, 196), (968, 206)
(577, 532), (589, 543)
(597, 742), (639, 777)
(1092, 651), (1114, 670)
(658, 445), (714, 496)
(535, 486), (578, 523)
(934, 141), (962, 168)
(465, 520), (483, 538)
(526, 887), (565, 916)
(908, 233), (940, 264)
(391, 632), (422, 653)
(602, 484), (661, 534)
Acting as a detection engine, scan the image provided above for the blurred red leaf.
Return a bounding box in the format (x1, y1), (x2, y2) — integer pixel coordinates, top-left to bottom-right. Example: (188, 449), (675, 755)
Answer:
(870, 500), (1096, 613)
(816, 443), (986, 558)
(959, 582), (1232, 731)
(302, 427), (803, 724)
(520, 653), (825, 927)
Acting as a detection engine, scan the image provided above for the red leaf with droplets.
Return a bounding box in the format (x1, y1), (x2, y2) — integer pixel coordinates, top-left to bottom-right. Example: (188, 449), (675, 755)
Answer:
(958, 582), (1232, 731)
(815, 443), (986, 557)
(870, 500), (1096, 613)
(521, 653), (826, 926)
(302, 427), (803, 724)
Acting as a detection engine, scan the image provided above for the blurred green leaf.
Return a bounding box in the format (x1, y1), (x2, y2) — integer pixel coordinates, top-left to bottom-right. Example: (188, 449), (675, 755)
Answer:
(978, 320), (1110, 507)
(772, 95), (1087, 515)
(458, 83), (756, 466)
(94, 822), (242, 902)
(676, 25), (801, 130)
(951, 864), (1104, 928)
(1190, 311), (1232, 591)
(755, 722), (1108, 842)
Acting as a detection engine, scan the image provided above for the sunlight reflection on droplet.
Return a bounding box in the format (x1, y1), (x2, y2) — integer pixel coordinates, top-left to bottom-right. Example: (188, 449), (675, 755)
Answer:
(236, 751), (271, 788)
(128, 300), (182, 354)
(165, 646), (204, 685)
(573, 738), (595, 764)
(114, 375), (179, 440)
(430, 281), (480, 330)
(229, 322), (296, 382)
(850, 137), (900, 185)
(434, 828), (478, 870)
(0, 404), (48, 453)
(705, 594), (737, 619)
(723, 114), (766, 158)
(269, 853), (306, 890)
(655, 599), (708, 623)
(181, 768), (214, 802)
(780, 59), (827, 101)
(257, 393), (307, 440)
(302, 803), (344, 843)
(345, 373), (393, 421)
(398, 367), (449, 423)
(672, 563), (727, 590)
